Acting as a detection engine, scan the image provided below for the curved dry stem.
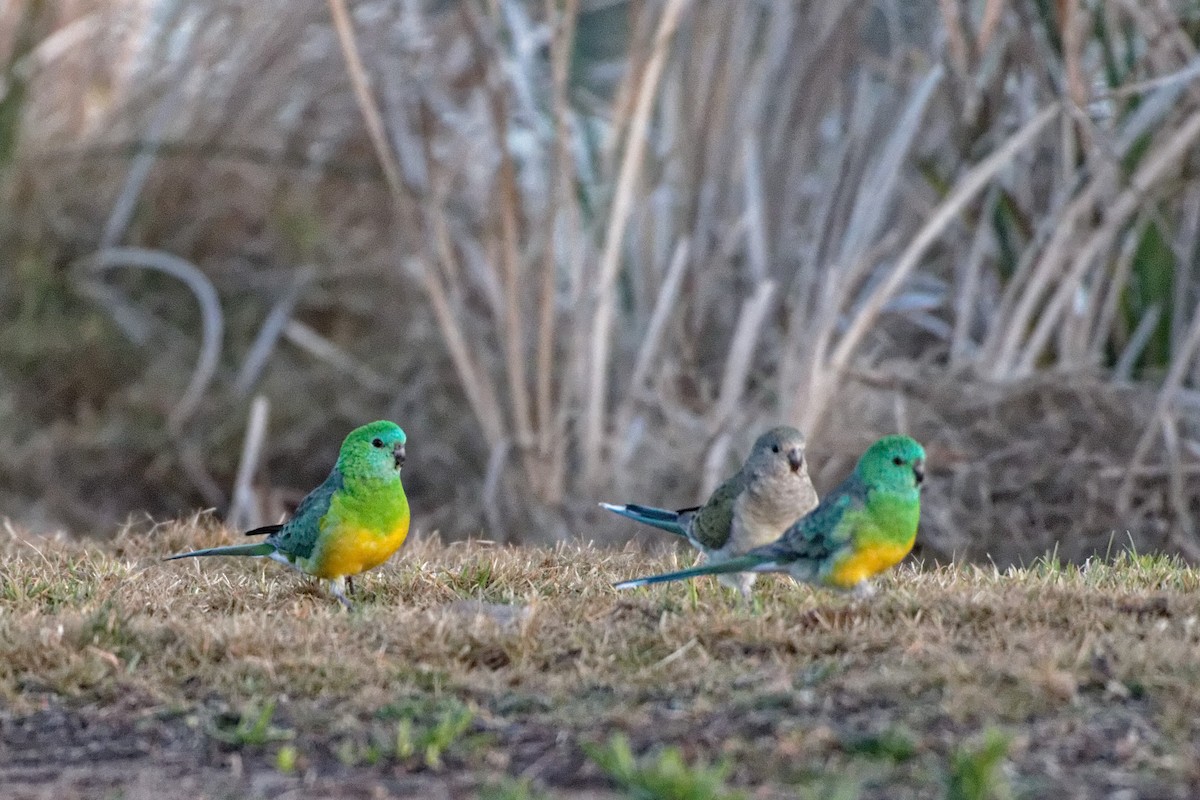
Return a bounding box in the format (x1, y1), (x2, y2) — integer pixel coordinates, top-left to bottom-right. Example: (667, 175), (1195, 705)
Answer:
(80, 246), (224, 432)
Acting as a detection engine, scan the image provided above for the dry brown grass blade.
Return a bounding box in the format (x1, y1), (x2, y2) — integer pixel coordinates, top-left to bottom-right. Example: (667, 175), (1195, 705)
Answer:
(710, 279), (776, 434)
(1083, 211), (1145, 368)
(803, 99), (1061, 434)
(409, 255), (507, 449)
(1121, 296), (1200, 514)
(228, 394), (269, 533)
(741, 134), (769, 282)
(479, 19), (535, 457)
(99, 84), (186, 248)
(837, 65), (945, 264)
(1104, 57), (1200, 101)
(1061, 0), (1090, 112)
(950, 186), (997, 365)
(535, 0), (579, 460)
(984, 180), (1099, 377)
(326, 0), (403, 199)
(482, 438), (512, 542)
(582, 0), (692, 486)
(1014, 108), (1200, 374)
(622, 238), (691, 407)
(700, 429), (732, 498)
(977, 0), (1008, 51)
(282, 321), (389, 393)
(234, 270), (311, 398)
(938, 0), (971, 78)
(327, 0), (507, 451)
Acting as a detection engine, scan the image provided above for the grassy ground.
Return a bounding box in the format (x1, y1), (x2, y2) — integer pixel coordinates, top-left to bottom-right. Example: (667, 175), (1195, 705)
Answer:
(3, 519), (1200, 799)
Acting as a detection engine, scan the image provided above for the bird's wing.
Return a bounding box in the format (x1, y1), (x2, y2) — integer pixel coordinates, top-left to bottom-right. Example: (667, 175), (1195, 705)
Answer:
(266, 468), (345, 559)
(752, 474), (866, 564)
(688, 473), (744, 551)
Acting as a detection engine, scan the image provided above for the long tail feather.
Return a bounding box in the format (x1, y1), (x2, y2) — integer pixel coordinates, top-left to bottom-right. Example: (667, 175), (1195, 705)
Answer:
(164, 542), (275, 561)
(613, 554), (770, 590)
(599, 502), (689, 537)
(244, 524), (283, 537)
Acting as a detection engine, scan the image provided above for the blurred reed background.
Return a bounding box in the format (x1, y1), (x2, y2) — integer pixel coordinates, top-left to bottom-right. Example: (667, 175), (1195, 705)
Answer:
(3, 0), (1200, 566)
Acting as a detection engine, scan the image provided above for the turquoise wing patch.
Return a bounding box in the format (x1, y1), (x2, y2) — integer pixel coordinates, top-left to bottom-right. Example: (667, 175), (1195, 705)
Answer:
(268, 468), (344, 560)
(752, 479), (861, 564)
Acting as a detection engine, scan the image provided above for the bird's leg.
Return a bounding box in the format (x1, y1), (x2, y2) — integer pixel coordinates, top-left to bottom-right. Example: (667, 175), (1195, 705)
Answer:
(718, 571), (756, 604)
(328, 578), (355, 611)
(346, 576), (355, 596)
(851, 581), (876, 600)
(737, 576), (754, 605)
(736, 572), (760, 606)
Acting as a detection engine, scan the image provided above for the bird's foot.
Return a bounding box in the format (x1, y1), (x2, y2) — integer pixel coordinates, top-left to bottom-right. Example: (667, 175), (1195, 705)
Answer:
(329, 578), (355, 611)
(346, 576), (356, 596)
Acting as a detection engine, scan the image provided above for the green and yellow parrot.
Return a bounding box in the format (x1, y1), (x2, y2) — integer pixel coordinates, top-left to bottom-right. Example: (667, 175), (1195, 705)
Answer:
(613, 435), (925, 597)
(167, 420), (410, 609)
(601, 426), (819, 599)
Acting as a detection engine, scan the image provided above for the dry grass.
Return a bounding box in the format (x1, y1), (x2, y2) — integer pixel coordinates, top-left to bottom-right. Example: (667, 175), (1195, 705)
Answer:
(6, 5), (1200, 787)
(4, 518), (1200, 798)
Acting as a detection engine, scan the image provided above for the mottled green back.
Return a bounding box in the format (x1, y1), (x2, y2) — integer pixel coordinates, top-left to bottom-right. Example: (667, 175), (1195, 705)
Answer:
(268, 468), (344, 559)
(689, 472), (746, 550)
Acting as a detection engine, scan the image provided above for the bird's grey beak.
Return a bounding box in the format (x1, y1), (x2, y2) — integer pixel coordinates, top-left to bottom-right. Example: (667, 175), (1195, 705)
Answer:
(913, 459), (925, 485)
(394, 442), (406, 469)
(787, 447), (805, 472)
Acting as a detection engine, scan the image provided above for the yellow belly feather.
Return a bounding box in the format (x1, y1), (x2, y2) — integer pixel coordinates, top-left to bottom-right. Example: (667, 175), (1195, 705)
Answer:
(826, 538), (914, 589)
(310, 518), (411, 579)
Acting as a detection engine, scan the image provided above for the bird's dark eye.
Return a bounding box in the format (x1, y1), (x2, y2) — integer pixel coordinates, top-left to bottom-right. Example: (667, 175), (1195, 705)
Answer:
(771, 444), (780, 453)
(893, 456), (903, 466)
(372, 438), (384, 448)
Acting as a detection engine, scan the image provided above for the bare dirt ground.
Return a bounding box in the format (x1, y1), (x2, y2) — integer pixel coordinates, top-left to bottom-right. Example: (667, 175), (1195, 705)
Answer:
(3, 521), (1200, 799)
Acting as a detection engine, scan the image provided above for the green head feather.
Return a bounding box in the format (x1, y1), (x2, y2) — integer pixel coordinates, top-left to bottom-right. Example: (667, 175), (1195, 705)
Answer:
(855, 434), (925, 499)
(336, 420), (407, 481)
